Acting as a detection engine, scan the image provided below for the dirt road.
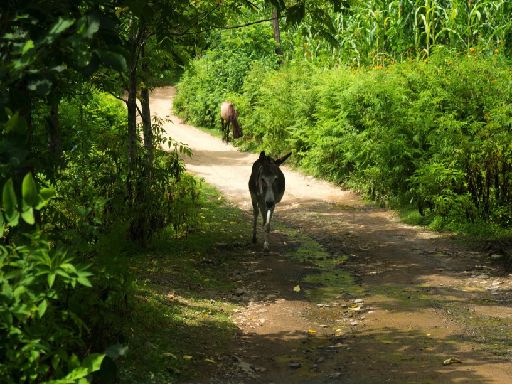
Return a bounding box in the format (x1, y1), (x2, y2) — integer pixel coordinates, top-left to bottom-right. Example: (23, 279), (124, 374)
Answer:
(154, 87), (512, 383)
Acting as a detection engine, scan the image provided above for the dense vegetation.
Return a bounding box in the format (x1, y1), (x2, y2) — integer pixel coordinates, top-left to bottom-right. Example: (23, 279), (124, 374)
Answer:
(0, 0), (234, 382)
(2, 0), (512, 382)
(174, 0), (512, 235)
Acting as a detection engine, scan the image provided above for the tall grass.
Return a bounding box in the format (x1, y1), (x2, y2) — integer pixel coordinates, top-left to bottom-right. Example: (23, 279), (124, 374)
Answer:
(294, 0), (512, 65)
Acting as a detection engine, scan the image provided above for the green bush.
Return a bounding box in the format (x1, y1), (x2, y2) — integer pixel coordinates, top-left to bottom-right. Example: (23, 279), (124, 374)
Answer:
(173, 22), (277, 129)
(0, 174), (103, 383)
(242, 61), (319, 156)
(39, 90), (128, 249)
(176, 50), (512, 230)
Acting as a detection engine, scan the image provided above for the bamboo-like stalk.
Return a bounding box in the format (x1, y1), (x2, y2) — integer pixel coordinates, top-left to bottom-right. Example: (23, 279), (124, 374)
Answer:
(309, 0), (511, 65)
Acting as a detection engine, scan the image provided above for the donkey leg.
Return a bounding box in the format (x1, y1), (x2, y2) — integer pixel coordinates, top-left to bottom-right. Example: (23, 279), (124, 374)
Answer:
(263, 208), (273, 252)
(225, 122), (231, 142)
(221, 119), (229, 142)
(251, 200), (258, 244)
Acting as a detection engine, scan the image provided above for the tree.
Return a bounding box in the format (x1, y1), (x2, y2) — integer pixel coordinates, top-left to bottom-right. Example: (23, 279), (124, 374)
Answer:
(111, 0), (234, 242)
(263, 0), (348, 60)
(0, 0), (126, 181)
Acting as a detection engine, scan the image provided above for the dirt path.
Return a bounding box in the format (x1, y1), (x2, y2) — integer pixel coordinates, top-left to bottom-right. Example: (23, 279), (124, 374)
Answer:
(153, 87), (512, 383)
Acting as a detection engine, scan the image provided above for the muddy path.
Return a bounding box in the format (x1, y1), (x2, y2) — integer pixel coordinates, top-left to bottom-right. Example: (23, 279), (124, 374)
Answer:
(153, 87), (512, 383)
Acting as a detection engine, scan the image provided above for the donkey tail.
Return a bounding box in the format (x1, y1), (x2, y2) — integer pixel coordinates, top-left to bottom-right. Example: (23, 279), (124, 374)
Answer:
(232, 115), (242, 139)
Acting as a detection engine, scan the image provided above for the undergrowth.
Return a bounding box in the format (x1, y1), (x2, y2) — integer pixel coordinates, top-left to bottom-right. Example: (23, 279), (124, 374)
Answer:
(118, 184), (249, 383)
(175, 50), (512, 239)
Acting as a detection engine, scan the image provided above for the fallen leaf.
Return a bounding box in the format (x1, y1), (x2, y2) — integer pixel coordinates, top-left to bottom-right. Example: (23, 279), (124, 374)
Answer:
(183, 355), (193, 360)
(307, 329), (317, 335)
(443, 357), (462, 366)
(293, 285), (301, 293)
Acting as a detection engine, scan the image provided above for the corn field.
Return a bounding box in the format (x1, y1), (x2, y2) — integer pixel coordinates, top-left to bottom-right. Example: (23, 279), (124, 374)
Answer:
(301, 0), (512, 65)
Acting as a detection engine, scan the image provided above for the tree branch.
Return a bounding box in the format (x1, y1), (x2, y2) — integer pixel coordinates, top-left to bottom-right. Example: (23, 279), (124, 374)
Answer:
(217, 17), (277, 30)
(168, 16), (282, 37)
(106, 91), (142, 117)
(136, 102), (143, 118)
(107, 91), (128, 105)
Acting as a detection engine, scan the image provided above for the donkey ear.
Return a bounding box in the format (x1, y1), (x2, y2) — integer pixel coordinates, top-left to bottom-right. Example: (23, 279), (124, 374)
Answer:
(259, 151), (266, 160)
(275, 152), (292, 165)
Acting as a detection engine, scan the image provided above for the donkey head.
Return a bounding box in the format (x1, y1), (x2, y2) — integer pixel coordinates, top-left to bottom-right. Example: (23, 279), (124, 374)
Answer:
(249, 151), (291, 251)
(256, 152), (287, 208)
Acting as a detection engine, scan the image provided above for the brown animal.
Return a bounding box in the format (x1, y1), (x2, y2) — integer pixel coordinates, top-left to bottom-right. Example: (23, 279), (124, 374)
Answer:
(248, 151), (291, 251)
(220, 101), (242, 142)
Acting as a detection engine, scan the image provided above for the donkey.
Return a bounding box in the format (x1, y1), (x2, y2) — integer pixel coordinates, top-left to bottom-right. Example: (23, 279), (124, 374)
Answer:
(220, 101), (242, 142)
(249, 151), (292, 251)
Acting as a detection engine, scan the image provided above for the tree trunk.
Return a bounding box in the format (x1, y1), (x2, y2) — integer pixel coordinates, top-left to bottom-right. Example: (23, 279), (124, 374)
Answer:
(272, 7), (283, 60)
(127, 50), (138, 204)
(47, 96), (62, 173)
(140, 44), (153, 172)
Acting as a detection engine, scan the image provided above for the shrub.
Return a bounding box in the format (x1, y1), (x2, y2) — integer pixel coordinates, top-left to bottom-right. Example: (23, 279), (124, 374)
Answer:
(0, 174), (103, 383)
(176, 50), (512, 229)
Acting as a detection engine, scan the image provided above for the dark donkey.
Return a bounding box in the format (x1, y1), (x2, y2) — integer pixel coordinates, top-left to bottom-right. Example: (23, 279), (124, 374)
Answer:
(249, 151), (291, 251)
(220, 101), (242, 142)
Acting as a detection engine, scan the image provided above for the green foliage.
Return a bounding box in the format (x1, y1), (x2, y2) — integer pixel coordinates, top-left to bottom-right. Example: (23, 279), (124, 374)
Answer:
(173, 22), (278, 128)
(242, 61), (319, 156)
(1, 173), (54, 236)
(128, 116), (201, 245)
(0, 176), (103, 383)
(289, 0), (512, 65)
(42, 90), (128, 247)
(176, 47), (512, 231)
(0, 1), (229, 382)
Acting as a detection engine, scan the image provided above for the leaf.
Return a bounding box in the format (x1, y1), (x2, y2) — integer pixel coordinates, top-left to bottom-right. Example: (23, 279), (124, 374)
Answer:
(22, 40), (34, 55)
(293, 284), (301, 293)
(76, 273), (92, 288)
(36, 187), (56, 209)
(95, 50), (127, 72)
(4, 111), (24, 133)
(2, 178), (19, 226)
(38, 299), (48, 318)
(20, 207), (34, 225)
(83, 15), (100, 39)
(13, 285), (26, 298)
(48, 273), (56, 288)
(46, 354), (105, 383)
(49, 17), (75, 36)
(92, 355), (117, 384)
(22, 173), (39, 207)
